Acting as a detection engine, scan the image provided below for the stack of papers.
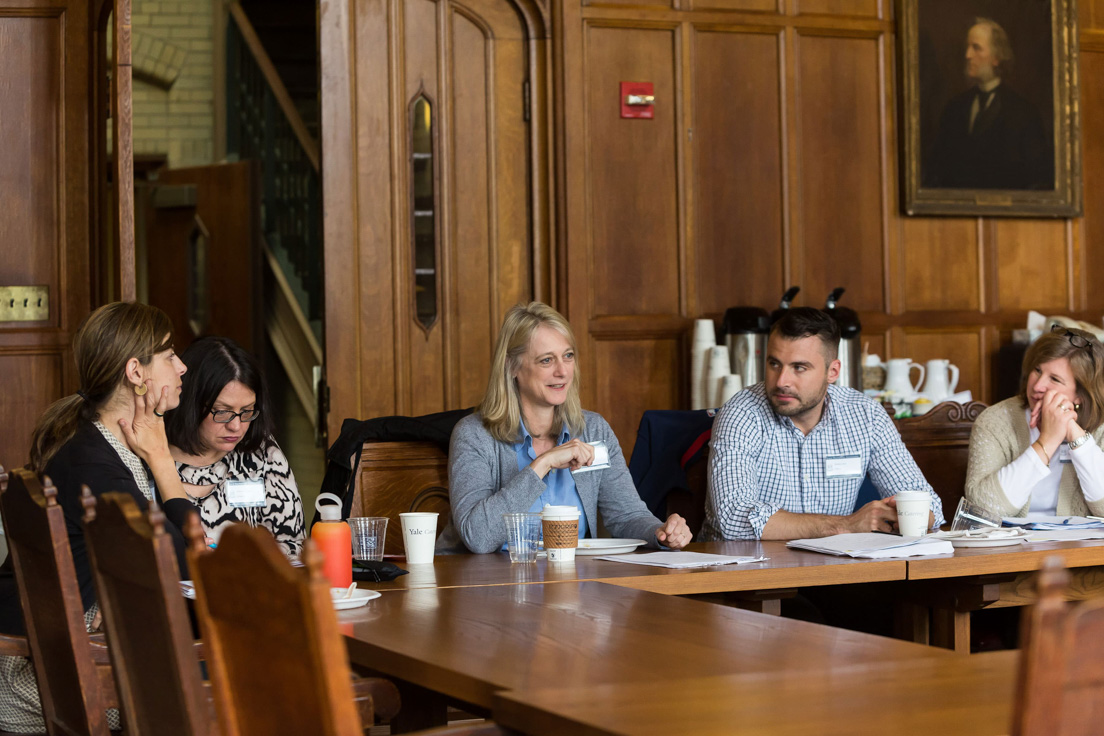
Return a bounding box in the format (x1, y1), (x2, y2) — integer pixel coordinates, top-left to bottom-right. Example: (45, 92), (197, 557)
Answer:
(1002, 515), (1104, 530)
(1025, 529), (1104, 542)
(787, 533), (953, 559)
(593, 551), (767, 569)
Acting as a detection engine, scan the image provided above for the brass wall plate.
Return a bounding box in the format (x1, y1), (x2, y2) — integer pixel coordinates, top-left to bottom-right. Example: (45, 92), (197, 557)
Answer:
(0, 286), (50, 322)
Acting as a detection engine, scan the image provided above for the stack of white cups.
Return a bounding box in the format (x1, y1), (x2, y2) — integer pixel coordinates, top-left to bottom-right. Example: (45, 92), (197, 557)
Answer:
(690, 320), (717, 410)
(705, 346), (731, 409)
(720, 374), (743, 405)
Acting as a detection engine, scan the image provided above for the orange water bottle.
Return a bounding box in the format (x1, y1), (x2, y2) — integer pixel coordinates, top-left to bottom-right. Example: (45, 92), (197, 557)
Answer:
(312, 493), (352, 588)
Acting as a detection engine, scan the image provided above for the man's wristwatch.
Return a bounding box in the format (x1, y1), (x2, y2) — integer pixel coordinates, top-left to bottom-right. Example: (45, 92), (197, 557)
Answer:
(1068, 432), (1093, 451)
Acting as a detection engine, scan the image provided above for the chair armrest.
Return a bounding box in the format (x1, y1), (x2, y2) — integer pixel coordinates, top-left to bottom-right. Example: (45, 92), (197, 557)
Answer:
(351, 675), (401, 722)
(88, 632), (112, 665)
(0, 633), (29, 657)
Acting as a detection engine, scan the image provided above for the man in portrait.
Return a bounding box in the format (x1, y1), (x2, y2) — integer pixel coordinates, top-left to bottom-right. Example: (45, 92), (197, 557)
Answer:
(925, 17), (1053, 190)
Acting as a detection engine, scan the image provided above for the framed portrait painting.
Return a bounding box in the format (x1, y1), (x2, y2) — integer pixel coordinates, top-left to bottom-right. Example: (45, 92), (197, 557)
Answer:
(899, 0), (1081, 217)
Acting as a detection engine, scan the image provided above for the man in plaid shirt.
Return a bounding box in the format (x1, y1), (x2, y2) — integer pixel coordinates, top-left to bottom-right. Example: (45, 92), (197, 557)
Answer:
(701, 308), (944, 541)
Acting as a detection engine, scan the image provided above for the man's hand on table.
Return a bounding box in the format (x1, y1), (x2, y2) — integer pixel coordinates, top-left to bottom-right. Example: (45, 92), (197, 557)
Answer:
(843, 499), (899, 534)
(655, 513), (692, 549)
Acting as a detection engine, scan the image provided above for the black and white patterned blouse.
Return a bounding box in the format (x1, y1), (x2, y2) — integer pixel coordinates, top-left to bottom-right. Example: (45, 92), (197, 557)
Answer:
(175, 439), (305, 558)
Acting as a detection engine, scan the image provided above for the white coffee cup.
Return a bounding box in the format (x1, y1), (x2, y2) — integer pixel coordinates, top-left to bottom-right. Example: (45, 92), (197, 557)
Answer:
(399, 512), (439, 564)
(895, 491), (931, 537)
(540, 505), (580, 562)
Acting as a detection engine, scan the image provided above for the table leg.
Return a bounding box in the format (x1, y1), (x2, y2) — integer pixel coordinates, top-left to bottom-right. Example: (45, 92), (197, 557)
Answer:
(894, 599), (929, 645)
(390, 679), (448, 733)
(930, 608), (971, 653)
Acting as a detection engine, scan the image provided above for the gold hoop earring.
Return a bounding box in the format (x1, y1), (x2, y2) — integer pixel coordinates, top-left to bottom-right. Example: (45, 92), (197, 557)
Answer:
(133, 383), (148, 396)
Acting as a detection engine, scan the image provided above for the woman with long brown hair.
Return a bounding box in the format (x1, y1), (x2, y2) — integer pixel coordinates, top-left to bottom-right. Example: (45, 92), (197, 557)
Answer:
(0, 302), (195, 732)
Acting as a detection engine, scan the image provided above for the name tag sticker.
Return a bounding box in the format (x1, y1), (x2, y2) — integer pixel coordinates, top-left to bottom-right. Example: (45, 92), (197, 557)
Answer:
(1059, 445), (1072, 464)
(571, 441), (612, 474)
(226, 479), (266, 508)
(825, 454), (863, 479)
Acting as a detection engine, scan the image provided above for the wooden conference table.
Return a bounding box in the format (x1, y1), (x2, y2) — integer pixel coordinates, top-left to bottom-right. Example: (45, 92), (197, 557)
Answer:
(339, 580), (953, 731)
(494, 649), (1020, 736)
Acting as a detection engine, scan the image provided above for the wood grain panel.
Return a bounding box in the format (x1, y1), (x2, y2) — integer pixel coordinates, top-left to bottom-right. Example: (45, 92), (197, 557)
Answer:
(0, 16), (60, 321)
(692, 28), (784, 317)
(994, 219), (1068, 312)
(796, 33), (885, 312)
(894, 328), (983, 403)
(691, 0), (776, 13)
(0, 353), (62, 469)
(450, 12), (494, 410)
(793, 0), (880, 17)
(1082, 1), (1103, 29)
(593, 338), (680, 460)
(1080, 49), (1104, 313)
(584, 0), (672, 9)
(585, 25), (681, 317)
(899, 218), (979, 312)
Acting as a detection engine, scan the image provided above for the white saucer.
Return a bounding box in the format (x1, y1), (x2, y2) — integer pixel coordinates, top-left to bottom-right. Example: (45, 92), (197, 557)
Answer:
(331, 588), (382, 610)
(931, 529), (1027, 548)
(949, 537), (1024, 548)
(575, 539), (647, 556)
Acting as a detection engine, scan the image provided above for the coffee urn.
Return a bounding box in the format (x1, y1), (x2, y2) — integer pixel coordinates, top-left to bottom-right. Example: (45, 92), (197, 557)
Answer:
(824, 288), (861, 389)
(721, 306), (771, 388)
(769, 286), (801, 326)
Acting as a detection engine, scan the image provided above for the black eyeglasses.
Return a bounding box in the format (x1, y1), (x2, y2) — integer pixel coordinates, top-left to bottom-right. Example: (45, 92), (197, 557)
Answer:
(1051, 324), (1098, 371)
(210, 408), (261, 424)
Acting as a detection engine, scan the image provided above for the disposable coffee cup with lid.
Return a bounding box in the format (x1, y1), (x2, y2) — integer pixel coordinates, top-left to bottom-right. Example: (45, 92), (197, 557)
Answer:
(541, 505), (580, 562)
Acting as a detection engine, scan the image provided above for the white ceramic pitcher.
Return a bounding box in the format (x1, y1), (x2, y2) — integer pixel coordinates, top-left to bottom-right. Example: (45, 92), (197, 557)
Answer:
(883, 359), (925, 397)
(922, 359), (960, 402)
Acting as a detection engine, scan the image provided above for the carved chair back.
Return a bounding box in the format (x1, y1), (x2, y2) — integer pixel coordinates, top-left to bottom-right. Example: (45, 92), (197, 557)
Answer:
(81, 489), (212, 736)
(353, 442), (450, 555)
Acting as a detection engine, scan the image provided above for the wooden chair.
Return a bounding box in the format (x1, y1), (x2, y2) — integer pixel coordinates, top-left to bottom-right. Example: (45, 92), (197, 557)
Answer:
(352, 442), (450, 555)
(80, 488), (213, 736)
(0, 468), (116, 736)
(893, 400), (987, 520)
(1014, 556), (1104, 735)
(184, 518), (399, 735)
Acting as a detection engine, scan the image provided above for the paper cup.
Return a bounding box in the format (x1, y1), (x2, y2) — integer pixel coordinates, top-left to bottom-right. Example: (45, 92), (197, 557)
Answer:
(895, 491), (931, 537)
(691, 320), (717, 411)
(720, 374), (743, 405)
(399, 512), (439, 564)
(541, 505), (580, 562)
(706, 346), (731, 409)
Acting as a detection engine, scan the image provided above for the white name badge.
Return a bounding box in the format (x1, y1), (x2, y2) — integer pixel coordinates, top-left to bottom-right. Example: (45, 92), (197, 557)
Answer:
(571, 441), (611, 474)
(225, 479), (266, 508)
(1059, 445), (1072, 464)
(825, 454), (863, 479)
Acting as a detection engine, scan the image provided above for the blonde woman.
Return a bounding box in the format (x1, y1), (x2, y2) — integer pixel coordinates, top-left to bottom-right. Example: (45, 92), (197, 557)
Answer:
(436, 302), (690, 554)
(966, 325), (1104, 517)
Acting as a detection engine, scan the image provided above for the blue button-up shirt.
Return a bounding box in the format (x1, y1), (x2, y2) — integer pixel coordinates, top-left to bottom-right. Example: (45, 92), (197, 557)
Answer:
(513, 421), (588, 539)
(701, 383), (944, 540)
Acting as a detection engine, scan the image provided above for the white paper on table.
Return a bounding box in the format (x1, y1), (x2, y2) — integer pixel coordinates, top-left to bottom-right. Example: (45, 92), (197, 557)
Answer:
(593, 551), (767, 569)
(1003, 514), (1104, 530)
(1025, 529), (1104, 542)
(787, 533), (953, 559)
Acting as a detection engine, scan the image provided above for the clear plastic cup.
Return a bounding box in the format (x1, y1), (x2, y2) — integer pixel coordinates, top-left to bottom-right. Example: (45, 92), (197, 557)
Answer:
(950, 497), (1002, 533)
(348, 517), (388, 562)
(503, 512), (542, 563)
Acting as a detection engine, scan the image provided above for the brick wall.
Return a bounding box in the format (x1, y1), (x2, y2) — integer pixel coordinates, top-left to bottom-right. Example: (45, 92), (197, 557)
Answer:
(129, 0), (216, 168)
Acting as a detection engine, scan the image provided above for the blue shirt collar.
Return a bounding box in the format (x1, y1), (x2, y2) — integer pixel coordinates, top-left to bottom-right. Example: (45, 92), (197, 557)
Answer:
(520, 419), (571, 458)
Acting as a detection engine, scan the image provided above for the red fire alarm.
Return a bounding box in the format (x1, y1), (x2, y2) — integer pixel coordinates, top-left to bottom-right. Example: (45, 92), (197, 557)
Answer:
(620, 81), (655, 119)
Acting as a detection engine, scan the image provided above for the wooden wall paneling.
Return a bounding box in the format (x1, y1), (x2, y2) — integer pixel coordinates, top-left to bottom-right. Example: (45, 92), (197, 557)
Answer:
(791, 0), (881, 19)
(993, 219), (1070, 313)
(584, 0), (673, 11)
(691, 25), (786, 317)
(1078, 41), (1104, 315)
(584, 23), (682, 317)
(690, 0), (778, 15)
(1082, 1), (1104, 30)
(593, 338), (681, 460)
(898, 219), (981, 312)
(894, 328), (986, 404)
(0, 2), (92, 468)
(794, 30), (885, 312)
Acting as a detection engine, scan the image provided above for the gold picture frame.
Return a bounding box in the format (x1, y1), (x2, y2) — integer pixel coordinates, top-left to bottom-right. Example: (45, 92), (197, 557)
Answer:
(899, 0), (1081, 217)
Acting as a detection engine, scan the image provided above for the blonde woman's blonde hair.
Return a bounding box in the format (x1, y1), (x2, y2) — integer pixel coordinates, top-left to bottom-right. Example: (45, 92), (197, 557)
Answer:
(479, 302), (585, 442)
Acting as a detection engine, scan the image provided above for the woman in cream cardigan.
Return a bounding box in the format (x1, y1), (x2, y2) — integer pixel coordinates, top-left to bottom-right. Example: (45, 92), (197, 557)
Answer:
(966, 325), (1104, 517)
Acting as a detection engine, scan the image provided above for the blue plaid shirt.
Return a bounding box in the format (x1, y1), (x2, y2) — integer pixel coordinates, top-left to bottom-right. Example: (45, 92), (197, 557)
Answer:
(701, 383), (944, 540)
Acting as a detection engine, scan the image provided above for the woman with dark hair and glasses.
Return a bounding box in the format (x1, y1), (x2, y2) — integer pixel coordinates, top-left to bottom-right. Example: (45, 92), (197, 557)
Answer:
(966, 325), (1104, 517)
(166, 336), (305, 557)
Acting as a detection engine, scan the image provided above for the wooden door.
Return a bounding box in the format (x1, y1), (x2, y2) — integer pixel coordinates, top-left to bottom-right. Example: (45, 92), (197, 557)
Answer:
(0, 0), (93, 469)
(321, 0), (550, 438)
(144, 162), (262, 353)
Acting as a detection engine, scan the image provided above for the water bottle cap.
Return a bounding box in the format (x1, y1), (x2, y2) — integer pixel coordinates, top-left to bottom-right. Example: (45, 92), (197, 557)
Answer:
(315, 492), (343, 521)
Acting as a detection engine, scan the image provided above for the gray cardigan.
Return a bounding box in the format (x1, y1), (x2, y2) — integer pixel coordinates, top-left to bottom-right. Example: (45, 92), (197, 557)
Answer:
(436, 411), (665, 554)
(965, 396), (1104, 517)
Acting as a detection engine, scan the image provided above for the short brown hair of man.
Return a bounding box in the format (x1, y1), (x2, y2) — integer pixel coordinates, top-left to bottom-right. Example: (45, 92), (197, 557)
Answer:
(1019, 326), (1104, 432)
(769, 307), (841, 362)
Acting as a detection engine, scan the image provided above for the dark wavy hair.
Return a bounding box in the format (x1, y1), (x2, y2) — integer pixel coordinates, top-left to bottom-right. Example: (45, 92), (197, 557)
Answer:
(166, 337), (274, 456)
